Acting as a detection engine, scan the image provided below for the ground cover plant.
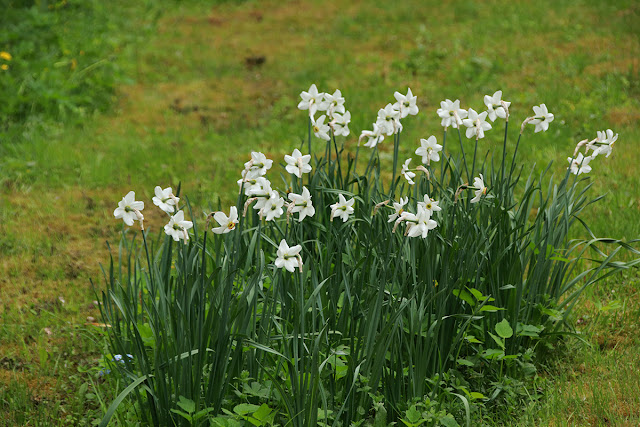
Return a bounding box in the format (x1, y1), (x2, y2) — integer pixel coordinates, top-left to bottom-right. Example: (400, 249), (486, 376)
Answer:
(98, 86), (639, 425)
(1, 0), (639, 425)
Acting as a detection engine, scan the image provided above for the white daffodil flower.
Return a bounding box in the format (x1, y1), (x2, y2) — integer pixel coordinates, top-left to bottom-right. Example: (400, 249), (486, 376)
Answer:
(568, 153), (593, 175)
(114, 191), (144, 227)
(211, 206), (238, 234)
(463, 108), (492, 140)
(484, 90), (510, 122)
(275, 239), (303, 273)
(470, 174), (488, 203)
(312, 115), (331, 141)
(259, 191), (285, 221)
(415, 136), (443, 165)
(437, 99), (468, 129)
(298, 84), (328, 117)
(401, 158), (416, 185)
(529, 104), (554, 133)
(164, 210), (193, 242)
(330, 193), (355, 222)
(597, 129), (618, 146)
(325, 89), (346, 117)
(388, 197), (408, 223)
(394, 88), (419, 118)
(377, 103), (402, 135)
(417, 194), (441, 216)
(240, 167), (262, 182)
(331, 111), (351, 137)
(212, 206), (238, 234)
(288, 186), (315, 222)
(360, 123), (385, 148)
(285, 149), (312, 178)
(245, 152), (273, 176)
(152, 186), (179, 214)
(405, 206), (438, 238)
(589, 129), (618, 158)
(238, 170), (266, 196)
(246, 177), (273, 211)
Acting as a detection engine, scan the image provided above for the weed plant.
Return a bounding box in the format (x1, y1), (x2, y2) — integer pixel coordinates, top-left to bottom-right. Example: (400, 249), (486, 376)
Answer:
(0, 0), (153, 132)
(97, 88), (638, 426)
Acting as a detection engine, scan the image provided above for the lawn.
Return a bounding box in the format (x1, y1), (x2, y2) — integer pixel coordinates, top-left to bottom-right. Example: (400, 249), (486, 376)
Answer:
(1, 0), (639, 424)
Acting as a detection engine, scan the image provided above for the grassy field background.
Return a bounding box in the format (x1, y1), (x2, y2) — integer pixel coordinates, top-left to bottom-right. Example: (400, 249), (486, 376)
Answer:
(1, 0), (639, 424)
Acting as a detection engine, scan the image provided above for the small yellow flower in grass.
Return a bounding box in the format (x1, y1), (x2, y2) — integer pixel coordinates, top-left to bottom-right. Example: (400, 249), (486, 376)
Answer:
(0, 52), (11, 61)
(0, 64), (8, 71)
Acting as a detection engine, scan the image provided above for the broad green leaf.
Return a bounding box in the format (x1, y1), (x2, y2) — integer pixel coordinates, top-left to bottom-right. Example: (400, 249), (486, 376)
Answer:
(495, 319), (513, 339)
(482, 348), (504, 360)
(517, 323), (543, 337)
(453, 289), (475, 306)
(244, 381), (271, 399)
(137, 323), (155, 348)
(252, 404), (273, 422)
(479, 305), (505, 312)
(464, 334), (482, 344)
(402, 405), (423, 426)
(488, 332), (504, 350)
(440, 414), (460, 427)
(211, 417), (243, 427)
(193, 407), (216, 421)
(469, 288), (485, 301)
(482, 349), (504, 360)
(457, 358), (475, 367)
(170, 409), (192, 421)
(177, 396), (195, 414)
(234, 403), (260, 415)
(538, 306), (563, 321)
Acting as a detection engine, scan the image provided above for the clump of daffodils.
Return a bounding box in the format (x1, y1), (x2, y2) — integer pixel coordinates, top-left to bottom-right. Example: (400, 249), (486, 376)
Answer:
(113, 85), (618, 273)
(358, 88), (419, 145)
(565, 129), (618, 176)
(113, 187), (193, 242)
(298, 84), (352, 141)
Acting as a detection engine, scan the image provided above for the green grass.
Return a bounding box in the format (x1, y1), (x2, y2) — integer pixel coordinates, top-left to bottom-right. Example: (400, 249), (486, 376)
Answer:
(0, 0), (639, 424)
(3, 0), (639, 237)
(517, 272), (640, 426)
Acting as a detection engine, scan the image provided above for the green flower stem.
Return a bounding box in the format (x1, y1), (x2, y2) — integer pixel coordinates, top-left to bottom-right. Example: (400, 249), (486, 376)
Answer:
(499, 121), (509, 197)
(440, 129), (447, 180)
(470, 137), (479, 182)
(456, 127), (470, 184)
(332, 131), (343, 189)
(351, 144), (361, 193)
(308, 116), (312, 157)
(507, 133), (522, 185)
(390, 132), (400, 198)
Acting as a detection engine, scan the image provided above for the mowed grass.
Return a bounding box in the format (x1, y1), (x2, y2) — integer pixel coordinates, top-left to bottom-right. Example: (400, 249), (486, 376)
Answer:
(517, 272), (640, 426)
(1, 0), (639, 424)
